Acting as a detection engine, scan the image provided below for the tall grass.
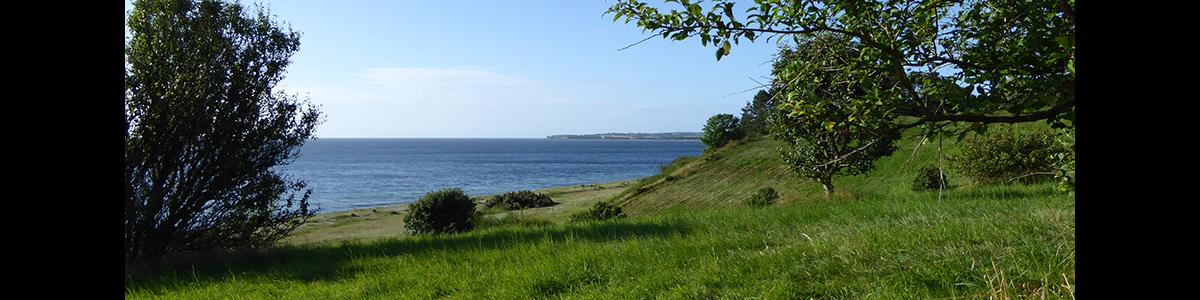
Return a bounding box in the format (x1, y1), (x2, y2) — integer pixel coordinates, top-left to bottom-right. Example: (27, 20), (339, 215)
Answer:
(126, 183), (1073, 299)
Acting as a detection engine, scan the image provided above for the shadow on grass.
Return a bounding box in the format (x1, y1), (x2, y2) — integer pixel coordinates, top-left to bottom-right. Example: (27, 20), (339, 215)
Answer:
(942, 183), (1062, 200)
(126, 218), (691, 292)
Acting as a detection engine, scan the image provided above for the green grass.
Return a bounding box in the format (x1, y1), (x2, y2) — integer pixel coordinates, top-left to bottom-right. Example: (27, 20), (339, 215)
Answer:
(284, 181), (633, 245)
(611, 124), (1055, 216)
(126, 125), (1074, 298)
(126, 183), (1073, 299)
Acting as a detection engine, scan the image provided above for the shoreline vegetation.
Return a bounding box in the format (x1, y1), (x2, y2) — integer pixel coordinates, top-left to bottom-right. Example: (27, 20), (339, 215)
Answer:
(286, 180), (636, 245)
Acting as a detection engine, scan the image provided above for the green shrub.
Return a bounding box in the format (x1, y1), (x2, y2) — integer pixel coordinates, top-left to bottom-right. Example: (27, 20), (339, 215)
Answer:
(745, 187), (779, 208)
(484, 190), (556, 210)
(911, 166), (948, 191)
(477, 214), (554, 229)
(948, 128), (1069, 184)
(403, 188), (476, 235)
(570, 202), (626, 222)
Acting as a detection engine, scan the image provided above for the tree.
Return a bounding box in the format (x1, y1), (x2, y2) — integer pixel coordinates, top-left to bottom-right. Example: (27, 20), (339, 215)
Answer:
(701, 114), (745, 149)
(606, 0), (1075, 138)
(125, 0), (321, 261)
(770, 36), (900, 198)
(739, 90), (774, 135)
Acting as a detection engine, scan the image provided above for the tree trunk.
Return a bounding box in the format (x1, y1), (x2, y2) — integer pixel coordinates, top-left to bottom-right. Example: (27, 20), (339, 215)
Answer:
(821, 179), (834, 199)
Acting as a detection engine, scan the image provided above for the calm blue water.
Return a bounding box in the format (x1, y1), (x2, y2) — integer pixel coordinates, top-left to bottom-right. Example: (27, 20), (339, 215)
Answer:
(282, 139), (704, 212)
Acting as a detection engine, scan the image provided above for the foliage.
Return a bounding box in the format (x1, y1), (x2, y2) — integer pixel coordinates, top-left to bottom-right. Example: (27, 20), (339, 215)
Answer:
(404, 188), (477, 235)
(947, 128), (1068, 185)
(745, 187), (778, 208)
(911, 166), (948, 192)
(606, 0), (1075, 137)
(1053, 128), (1075, 192)
(770, 36), (901, 198)
(124, 0), (320, 261)
(701, 114), (745, 149)
(570, 202), (627, 222)
(477, 213), (555, 229)
(485, 190), (557, 210)
(739, 90), (775, 136)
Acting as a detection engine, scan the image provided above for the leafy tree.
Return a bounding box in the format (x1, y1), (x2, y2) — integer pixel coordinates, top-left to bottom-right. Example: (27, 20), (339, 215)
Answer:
(125, 0), (320, 261)
(739, 90), (774, 135)
(702, 114), (745, 149)
(771, 35), (900, 198)
(606, 0), (1075, 147)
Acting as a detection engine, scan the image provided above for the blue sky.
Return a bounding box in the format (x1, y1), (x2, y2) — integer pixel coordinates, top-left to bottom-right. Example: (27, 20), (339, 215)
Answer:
(126, 1), (784, 138)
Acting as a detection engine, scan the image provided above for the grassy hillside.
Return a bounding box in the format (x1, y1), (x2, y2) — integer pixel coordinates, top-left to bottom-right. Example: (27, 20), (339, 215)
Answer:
(612, 129), (965, 216)
(126, 125), (1074, 299)
(127, 185), (1073, 299)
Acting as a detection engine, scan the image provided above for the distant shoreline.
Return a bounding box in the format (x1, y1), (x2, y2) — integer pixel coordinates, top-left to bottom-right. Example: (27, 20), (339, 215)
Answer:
(309, 178), (638, 217)
(547, 132), (702, 140)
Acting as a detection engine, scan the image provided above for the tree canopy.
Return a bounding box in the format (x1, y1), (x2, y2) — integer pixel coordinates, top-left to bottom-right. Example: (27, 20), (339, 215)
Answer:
(770, 35), (901, 197)
(125, 0), (320, 261)
(607, 0), (1075, 136)
(739, 90), (775, 135)
(702, 114), (745, 149)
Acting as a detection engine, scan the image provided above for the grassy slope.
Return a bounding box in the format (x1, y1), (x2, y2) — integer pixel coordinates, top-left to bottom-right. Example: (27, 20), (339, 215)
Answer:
(126, 127), (1074, 299)
(613, 131), (957, 216)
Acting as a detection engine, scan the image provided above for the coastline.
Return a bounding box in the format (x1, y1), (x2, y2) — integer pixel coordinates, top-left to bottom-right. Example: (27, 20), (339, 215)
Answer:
(285, 180), (636, 245)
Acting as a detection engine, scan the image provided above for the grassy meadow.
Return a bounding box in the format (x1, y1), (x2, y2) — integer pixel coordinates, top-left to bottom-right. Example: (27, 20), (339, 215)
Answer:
(126, 128), (1075, 299)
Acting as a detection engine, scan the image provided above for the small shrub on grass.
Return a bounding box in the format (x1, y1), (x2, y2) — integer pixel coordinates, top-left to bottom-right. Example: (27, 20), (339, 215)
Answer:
(911, 166), (948, 191)
(403, 188), (476, 235)
(478, 214), (554, 229)
(570, 202), (626, 222)
(745, 187), (779, 208)
(484, 190), (556, 210)
(948, 128), (1069, 184)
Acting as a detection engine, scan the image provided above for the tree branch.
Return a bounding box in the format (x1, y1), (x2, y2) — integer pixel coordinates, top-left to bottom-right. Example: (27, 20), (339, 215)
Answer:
(898, 97), (1075, 129)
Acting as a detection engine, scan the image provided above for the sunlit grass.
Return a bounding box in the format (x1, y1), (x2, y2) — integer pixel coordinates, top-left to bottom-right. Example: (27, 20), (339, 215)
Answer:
(126, 183), (1073, 299)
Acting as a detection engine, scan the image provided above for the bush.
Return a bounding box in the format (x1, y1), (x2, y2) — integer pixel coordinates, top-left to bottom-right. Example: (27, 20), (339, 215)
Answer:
(948, 129), (1069, 184)
(484, 190), (556, 210)
(570, 202), (626, 222)
(745, 187), (779, 208)
(403, 188), (476, 235)
(911, 166), (948, 191)
(477, 214), (555, 229)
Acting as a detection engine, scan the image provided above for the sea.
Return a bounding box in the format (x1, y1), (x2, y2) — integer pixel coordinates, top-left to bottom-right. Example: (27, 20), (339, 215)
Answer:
(281, 138), (705, 213)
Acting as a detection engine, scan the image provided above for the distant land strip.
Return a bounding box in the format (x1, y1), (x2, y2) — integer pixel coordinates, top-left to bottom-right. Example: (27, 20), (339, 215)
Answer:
(547, 132), (701, 140)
